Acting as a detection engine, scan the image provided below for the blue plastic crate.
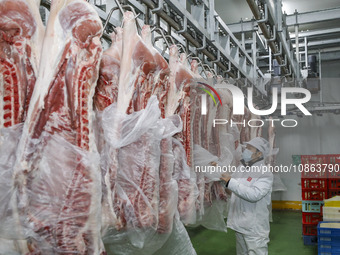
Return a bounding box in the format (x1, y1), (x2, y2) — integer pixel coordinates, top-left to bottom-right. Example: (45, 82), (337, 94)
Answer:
(317, 221), (340, 254)
(302, 200), (324, 213)
(318, 252), (340, 255)
(319, 243), (340, 252)
(318, 235), (340, 245)
(318, 221), (340, 236)
(303, 235), (318, 245)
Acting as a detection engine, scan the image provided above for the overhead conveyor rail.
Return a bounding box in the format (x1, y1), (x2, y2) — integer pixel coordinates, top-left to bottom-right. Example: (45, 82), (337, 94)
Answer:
(127, 0), (269, 95)
(40, 0), (272, 98)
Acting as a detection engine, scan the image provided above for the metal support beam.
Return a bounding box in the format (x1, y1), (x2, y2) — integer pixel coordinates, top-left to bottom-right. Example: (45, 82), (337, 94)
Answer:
(293, 38), (340, 48)
(286, 7), (340, 26)
(228, 20), (257, 34)
(137, 0), (268, 86)
(228, 7), (340, 33)
(246, 0), (290, 76)
(290, 27), (340, 40)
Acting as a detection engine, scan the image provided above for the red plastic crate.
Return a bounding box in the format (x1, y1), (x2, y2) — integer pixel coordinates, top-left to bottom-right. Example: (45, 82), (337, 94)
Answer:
(301, 170), (328, 179)
(303, 223), (318, 235)
(328, 189), (340, 199)
(301, 155), (329, 165)
(328, 179), (340, 189)
(301, 178), (327, 189)
(302, 212), (323, 224)
(326, 155), (340, 178)
(300, 155), (328, 178)
(328, 155), (340, 164)
(302, 189), (327, 200)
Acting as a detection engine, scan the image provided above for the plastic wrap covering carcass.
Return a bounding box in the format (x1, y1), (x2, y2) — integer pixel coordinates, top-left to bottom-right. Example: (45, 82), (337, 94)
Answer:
(153, 214), (197, 255)
(172, 138), (199, 226)
(0, 124), (27, 254)
(191, 144), (231, 232)
(100, 96), (190, 255)
(0, 126), (103, 254)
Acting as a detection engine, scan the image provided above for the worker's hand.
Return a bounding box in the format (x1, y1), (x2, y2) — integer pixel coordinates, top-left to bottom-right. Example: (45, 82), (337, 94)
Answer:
(210, 161), (218, 166)
(220, 173), (231, 183)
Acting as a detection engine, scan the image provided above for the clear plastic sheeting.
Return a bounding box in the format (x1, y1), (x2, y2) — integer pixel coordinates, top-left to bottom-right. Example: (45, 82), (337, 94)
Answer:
(193, 144), (219, 182)
(24, 133), (103, 254)
(154, 214), (197, 255)
(197, 199), (228, 233)
(0, 238), (23, 255)
(0, 125), (28, 254)
(172, 138), (199, 225)
(100, 96), (194, 255)
(192, 143), (230, 232)
(101, 96), (162, 149)
(0, 125), (104, 254)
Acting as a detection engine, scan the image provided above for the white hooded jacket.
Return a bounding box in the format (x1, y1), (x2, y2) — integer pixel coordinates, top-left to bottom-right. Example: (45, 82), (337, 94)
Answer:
(227, 160), (273, 237)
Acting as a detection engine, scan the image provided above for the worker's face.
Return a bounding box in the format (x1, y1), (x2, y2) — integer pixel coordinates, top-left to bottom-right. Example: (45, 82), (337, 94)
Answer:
(246, 144), (262, 159)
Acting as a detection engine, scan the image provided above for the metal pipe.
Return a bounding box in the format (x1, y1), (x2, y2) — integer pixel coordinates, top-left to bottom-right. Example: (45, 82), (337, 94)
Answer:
(257, 3), (268, 23)
(197, 36), (206, 51)
(294, 23), (300, 66)
(177, 16), (187, 34)
(267, 26), (276, 42)
(273, 42), (282, 56)
(151, 0), (163, 13)
(246, 0), (288, 74)
(304, 37), (308, 69)
(319, 51), (323, 105)
(114, 0), (124, 15)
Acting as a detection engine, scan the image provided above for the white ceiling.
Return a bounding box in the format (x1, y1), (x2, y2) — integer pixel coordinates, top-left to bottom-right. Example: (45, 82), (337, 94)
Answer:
(215, 0), (340, 24)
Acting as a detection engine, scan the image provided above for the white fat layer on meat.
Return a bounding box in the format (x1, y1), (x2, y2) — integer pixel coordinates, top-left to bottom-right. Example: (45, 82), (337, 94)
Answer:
(117, 11), (141, 113)
(24, 0), (45, 72)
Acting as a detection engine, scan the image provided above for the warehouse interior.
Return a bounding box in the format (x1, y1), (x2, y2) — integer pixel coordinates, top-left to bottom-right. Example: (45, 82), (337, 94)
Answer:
(1, 0), (340, 254)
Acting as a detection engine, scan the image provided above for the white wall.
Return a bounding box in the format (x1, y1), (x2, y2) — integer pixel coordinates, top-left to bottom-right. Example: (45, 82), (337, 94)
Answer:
(272, 59), (340, 201)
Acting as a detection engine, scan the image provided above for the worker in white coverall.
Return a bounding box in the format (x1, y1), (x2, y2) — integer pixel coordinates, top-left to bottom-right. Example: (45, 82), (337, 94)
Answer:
(220, 137), (273, 255)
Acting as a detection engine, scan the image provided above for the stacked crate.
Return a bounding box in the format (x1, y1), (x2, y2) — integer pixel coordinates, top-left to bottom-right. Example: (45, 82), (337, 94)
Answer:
(301, 155), (327, 245)
(327, 155), (340, 198)
(317, 222), (340, 255)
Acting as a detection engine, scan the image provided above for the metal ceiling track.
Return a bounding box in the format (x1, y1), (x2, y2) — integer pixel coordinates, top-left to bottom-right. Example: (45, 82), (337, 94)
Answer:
(128, 0), (270, 96)
(40, 0), (271, 97)
(245, 0), (301, 81)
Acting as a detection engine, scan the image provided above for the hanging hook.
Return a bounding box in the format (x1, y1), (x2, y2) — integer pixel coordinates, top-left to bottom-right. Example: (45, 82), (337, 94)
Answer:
(197, 36), (206, 51)
(165, 35), (175, 46)
(222, 61), (232, 75)
(212, 50), (220, 64)
(190, 56), (208, 78)
(151, 0), (163, 13)
(177, 16), (187, 34)
(176, 44), (187, 54)
(102, 7), (120, 33)
(273, 42), (282, 57)
(114, 0), (124, 15)
(202, 64), (213, 74)
(153, 28), (170, 50)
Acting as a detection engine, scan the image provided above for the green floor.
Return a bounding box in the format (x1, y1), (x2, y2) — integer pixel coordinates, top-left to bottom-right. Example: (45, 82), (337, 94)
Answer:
(188, 210), (318, 255)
